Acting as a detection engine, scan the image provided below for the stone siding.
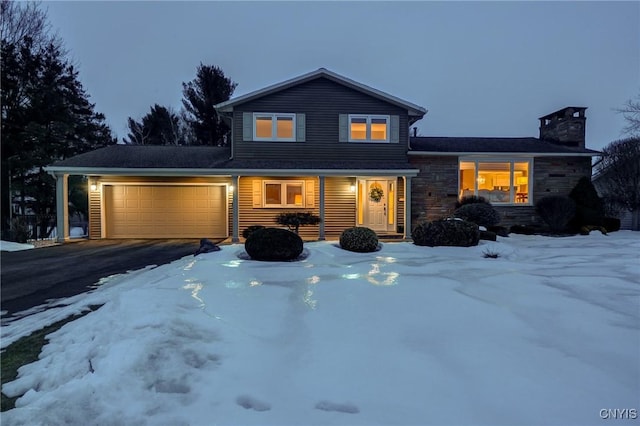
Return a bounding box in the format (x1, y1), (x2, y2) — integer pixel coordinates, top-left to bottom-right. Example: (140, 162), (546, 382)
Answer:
(409, 155), (593, 229)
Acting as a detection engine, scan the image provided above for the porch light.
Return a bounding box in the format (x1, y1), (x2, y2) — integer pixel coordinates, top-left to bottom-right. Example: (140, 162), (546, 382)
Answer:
(477, 175), (486, 185)
(90, 181), (98, 191)
(350, 184), (356, 192)
(229, 185), (235, 192)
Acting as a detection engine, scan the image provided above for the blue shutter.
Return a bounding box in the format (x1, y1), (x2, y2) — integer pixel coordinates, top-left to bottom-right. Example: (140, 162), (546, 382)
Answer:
(390, 115), (399, 143)
(296, 113), (305, 142)
(339, 114), (348, 142)
(243, 112), (252, 141)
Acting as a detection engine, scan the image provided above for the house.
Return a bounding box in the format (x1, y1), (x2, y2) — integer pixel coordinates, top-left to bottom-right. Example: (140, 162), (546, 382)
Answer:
(46, 68), (599, 242)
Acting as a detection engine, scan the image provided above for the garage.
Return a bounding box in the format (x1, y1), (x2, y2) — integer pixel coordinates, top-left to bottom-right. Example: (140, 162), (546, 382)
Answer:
(103, 184), (227, 238)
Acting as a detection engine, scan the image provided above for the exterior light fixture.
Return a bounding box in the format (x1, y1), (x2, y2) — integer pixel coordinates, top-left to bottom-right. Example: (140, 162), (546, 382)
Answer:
(229, 185), (235, 192)
(350, 184), (356, 192)
(90, 180), (98, 191)
(477, 175), (486, 185)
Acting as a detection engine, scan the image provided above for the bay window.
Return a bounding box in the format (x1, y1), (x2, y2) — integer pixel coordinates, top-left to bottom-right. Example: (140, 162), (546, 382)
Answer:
(459, 159), (531, 204)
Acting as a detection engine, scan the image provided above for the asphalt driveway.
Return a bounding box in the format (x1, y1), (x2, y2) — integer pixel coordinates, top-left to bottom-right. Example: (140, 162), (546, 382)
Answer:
(1, 239), (203, 317)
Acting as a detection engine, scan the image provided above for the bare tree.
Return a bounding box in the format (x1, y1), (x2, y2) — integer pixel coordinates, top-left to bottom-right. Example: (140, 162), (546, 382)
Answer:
(0, 0), (61, 50)
(615, 92), (640, 137)
(596, 137), (640, 230)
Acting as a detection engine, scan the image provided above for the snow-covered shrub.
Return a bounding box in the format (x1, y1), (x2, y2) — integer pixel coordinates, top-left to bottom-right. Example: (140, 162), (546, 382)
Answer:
(242, 225), (265, 239)
(535, 195), (576, 233)
(453, 203), (501, 227)
(244, 227), (303, 261)
(339, 227), (379, 253)
(412, 219), (480, 247)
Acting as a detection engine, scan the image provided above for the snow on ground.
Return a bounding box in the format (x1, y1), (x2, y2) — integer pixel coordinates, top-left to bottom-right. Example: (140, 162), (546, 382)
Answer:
(0, 241), (34, 252)
(1, 232), (639, 426)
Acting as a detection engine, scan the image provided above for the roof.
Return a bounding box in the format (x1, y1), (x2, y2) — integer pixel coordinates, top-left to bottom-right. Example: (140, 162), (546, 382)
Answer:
(48, 145), (232, 169)
(409, 137), (600, 156)
(46, 145), (416, 175)
(214, 68), (427, 119)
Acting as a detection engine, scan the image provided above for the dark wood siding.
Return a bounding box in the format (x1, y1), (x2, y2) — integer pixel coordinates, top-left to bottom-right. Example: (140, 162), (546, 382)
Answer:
(233, 77), (409, 161)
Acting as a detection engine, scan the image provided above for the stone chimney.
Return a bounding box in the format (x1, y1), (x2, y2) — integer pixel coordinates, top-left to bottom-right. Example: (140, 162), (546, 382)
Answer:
(539, 107), (587, 148)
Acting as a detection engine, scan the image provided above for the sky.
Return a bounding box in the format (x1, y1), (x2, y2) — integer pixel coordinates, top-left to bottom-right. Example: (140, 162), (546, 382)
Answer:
(44, 1), (639, 151)
(2, 232), (639, 425)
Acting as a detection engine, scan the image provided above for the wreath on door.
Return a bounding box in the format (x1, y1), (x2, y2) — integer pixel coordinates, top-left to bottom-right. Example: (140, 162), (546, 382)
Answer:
(369, 183), (384, 203)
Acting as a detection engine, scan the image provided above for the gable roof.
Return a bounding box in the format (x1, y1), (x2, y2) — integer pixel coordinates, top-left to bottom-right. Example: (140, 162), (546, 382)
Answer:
(409, 137), (600, 156)
(214, 68), (427, 120)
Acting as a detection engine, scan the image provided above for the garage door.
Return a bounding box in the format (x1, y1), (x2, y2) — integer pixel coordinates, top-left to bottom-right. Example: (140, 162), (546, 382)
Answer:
(104, 185), (227, 238)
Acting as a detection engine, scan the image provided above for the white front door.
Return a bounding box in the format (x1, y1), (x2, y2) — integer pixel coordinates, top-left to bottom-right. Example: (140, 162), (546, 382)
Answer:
(363, 179), (392, 232)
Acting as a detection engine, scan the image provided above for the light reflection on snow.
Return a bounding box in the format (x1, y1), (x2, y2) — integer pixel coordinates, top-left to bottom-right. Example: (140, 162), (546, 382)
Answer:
(307, 275), (320, 285)
(182, 282), (204, 306)
(342, 273), (360, 280)
(183, 259), (197, 271)
(303, 289), (317, 309)
(376, 256), (397, 263)
(225, 281), (242, 288)
(249, 280), (262, 287)
(222, 260), (242, 268)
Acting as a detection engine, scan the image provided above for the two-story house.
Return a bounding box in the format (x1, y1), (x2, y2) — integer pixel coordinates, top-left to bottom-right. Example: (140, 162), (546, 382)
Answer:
(46, 68), (599, 242)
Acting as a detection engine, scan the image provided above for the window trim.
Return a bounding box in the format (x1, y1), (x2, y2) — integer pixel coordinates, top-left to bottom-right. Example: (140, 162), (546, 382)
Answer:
(262, 180), (306, 208)
(253, 113), (297, 142)
(459, 157), (533, 205)
(348, 114), (390, 143)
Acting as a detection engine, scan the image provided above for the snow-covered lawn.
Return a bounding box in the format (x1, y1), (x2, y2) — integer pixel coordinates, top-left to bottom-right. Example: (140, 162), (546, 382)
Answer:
(2, 232), (639, 425)
(0, 241), (34, 252)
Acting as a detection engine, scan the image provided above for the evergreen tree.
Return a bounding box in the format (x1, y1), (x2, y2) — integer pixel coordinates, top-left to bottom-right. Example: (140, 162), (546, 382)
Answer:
(181, 64), (237, 146)
(1, 2), (115, 237)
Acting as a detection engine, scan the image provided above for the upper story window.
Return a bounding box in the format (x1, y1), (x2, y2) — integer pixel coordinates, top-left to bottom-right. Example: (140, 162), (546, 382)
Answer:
(459, 158), (532, 204)
(253, 113), (296, 141)
(349, 115), (390, 142)
(243, 112), (305, 142)
(339, 114), (399, 143)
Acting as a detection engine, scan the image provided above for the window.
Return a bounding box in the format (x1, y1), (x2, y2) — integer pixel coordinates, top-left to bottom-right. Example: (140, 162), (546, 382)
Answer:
(263, 181), (305, 207)
(253, 113), (296, 141)
(349, 115), (389, 142)
(459, 159), (531, 204)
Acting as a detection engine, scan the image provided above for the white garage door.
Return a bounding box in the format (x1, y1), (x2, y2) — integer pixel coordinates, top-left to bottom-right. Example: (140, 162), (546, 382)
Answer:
(104, 185), (227, 238)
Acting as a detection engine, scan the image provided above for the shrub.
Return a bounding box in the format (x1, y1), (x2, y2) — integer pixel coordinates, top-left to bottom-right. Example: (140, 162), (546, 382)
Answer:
(242, 225), (265, 239)
(455, 195), (490, 210)
(9, 217), (30, 243)
(339, 227), (379, 253)
(479, 230), (497, 241)
(244, 228), (303, 261)
(580, 225), (608, 236)
(510, 224), (539, 235)
(453, 203), (501, 227)
(602, 217), (621, 233)
(482, 248), (500, 259)
(412, 219), (480, 247)
(535, 195), (576, 233)
(569, 177), (605, 228)
(487, 225), (509, 237)
(275, 212), (321, 234)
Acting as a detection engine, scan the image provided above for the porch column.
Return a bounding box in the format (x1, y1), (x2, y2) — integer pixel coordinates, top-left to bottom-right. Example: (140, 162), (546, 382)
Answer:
(55, 173), (69, 243)
(403, 176), (412, 241)
(318, 176), (325, 240)
(231, 175), (240, 243)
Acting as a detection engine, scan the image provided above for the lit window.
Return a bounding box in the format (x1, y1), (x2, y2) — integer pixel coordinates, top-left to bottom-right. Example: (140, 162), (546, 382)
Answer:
(459, 159), (531, 204)
(349, 115), (389, 142)
(263, 181), (305, 207)
(253, 113), (296, 141)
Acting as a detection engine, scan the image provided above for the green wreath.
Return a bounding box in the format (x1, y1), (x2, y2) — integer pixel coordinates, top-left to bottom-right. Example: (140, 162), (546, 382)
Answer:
(369, 184), (384, 202)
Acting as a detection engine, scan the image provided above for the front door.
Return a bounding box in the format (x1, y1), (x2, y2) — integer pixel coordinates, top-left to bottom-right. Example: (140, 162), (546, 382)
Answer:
(362, 179), (394, 233)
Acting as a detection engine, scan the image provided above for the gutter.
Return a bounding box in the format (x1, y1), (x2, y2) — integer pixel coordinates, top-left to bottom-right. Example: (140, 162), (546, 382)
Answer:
(44, 166), (420, 178)
(407, 151), (600, 157)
